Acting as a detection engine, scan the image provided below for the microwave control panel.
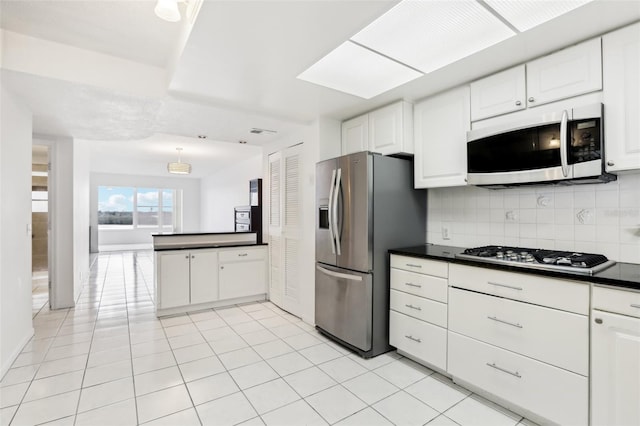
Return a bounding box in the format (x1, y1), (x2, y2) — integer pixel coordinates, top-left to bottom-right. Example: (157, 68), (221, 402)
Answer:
(570, 118), (601, 163)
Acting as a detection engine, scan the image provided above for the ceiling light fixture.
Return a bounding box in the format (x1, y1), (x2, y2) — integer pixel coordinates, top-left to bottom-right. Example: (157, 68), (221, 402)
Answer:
(155, 0), (181, 22)
(297, 0), (595, 99)
(250, 128), (278, 135)
(167, 147), (192, 175)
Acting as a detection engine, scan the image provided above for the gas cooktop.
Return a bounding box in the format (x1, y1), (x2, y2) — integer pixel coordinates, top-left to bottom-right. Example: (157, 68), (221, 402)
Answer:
(455, 245), (616, 275)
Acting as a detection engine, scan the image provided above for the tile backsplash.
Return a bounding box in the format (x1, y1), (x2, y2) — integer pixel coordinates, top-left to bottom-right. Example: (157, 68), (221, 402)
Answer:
(426, 173), (640, 264)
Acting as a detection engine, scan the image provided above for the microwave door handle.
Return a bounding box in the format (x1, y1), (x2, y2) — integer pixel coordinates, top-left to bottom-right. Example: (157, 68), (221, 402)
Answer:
(328, 169), (337, 255)
(333, 168), (342, 256)
(560, 110), (570, 178)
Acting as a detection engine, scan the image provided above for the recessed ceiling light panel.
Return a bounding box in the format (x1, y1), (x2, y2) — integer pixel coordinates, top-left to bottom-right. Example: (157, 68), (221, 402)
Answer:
(351, 0), (516, 74)
(297, 41), (423, 99)
(484, 0), (595, 32)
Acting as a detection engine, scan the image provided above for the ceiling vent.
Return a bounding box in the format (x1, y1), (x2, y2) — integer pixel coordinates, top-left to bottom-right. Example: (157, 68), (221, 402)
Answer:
(250, 128), (277, 135)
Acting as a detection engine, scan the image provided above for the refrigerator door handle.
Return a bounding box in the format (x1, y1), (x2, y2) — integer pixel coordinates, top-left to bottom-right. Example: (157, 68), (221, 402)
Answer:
(316, 265), (363, 281)
(333, 168), (342, 256)
(328, 169), (337, 255)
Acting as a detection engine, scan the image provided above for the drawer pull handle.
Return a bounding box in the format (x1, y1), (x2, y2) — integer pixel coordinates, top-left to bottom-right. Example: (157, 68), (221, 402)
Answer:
(631, 304), (640, 309)
(405, 335), (421, 343)
(488, 281), (523, 291)
(487, 316), (523, 329)
(486, 362), (521, 378)
(406, 263), (422, 268)
(405, 304), (422, 311)
(238, 253), (248, 257)
(405, 283), (422, 288)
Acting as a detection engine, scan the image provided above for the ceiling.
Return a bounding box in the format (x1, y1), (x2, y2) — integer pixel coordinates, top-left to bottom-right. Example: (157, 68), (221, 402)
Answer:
(1, 0), (639, 178)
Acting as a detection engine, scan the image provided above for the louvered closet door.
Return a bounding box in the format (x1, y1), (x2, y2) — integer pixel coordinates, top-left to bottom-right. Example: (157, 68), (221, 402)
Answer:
(268, 152), (282, 307)
(282, 146), (302, 315)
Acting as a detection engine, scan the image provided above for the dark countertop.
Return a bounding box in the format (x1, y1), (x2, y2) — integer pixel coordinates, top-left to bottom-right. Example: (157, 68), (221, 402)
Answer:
(155, 243), (268, 252)
(151, 231), (246, 237)
(389, 244), (640, 291)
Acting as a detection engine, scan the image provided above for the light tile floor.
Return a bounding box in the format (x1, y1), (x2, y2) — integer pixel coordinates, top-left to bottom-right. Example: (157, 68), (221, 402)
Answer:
(1, 251), (537, 426)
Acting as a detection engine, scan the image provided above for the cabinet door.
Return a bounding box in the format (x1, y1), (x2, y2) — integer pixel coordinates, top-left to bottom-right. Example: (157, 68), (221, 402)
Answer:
(603, 23), (640, 173)
(341, 114), (369, 155)
(158, 252), (190, 309)
(219, 259), (266, 300)
(369, 101), (413, 155)
(448, 331), (588, 426)
(470, 65), (526, 121)
(190, 250), (219, 304)
(591, 310), (640, 426)
(414, 86), (470, 188)
(390, 311), (447, 371)
(526, 38), (602, 107)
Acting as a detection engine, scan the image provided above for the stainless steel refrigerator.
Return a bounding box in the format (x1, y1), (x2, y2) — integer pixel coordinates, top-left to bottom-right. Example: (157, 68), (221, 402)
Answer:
(315, 151), (426, 358)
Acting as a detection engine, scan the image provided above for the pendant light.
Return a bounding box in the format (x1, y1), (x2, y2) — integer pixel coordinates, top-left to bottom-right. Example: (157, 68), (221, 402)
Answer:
(167, 147), (191, 174)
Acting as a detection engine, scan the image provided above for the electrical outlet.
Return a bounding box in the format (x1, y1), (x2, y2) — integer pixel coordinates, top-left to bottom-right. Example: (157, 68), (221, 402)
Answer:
(441, 225), (451, 240)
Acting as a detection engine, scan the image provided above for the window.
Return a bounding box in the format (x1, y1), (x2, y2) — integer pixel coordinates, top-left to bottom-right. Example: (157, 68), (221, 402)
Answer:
(137, 188), (159, 227)
(98, 186), (176, 230)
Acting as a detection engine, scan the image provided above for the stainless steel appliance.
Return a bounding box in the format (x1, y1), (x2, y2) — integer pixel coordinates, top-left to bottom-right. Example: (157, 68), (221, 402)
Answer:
(456, 245), (615, 275)
(315, 151), (426, 358)
(234, 179), (263, 242)
(467, 103), (616, 187)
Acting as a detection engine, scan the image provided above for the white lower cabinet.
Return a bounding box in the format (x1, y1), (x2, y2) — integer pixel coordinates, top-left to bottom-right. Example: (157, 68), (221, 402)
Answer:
(189, 251), (219, 304)
(447, 264), (589, 425)
(157, 251), (191, 309)
(155, 246), (267, 315)
(448, 332), (588, 426)
(389, 255), (448, 371)
(591, 286), (640, 426)
(449, 287), (588, 375)
(219, 248), (266, 299)
(390, 310), (447, 370)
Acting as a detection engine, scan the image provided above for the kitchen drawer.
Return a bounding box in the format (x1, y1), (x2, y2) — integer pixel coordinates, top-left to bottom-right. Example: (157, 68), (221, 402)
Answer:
(390, 268), (448, 303)
(390, 255), (448, 278)
(449, 288), (588, 375)
(593, 285), (640, 318)
(219, 247), (265, 263)
(449, 264), (588, 315)
(448, 331), (588, 426)
(390, 289), (447, 328)
(389, 310), (447, 371)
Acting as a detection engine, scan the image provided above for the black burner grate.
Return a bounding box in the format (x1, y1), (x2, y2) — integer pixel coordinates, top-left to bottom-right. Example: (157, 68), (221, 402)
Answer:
(462, 245), (610, 268)
(531, 250), (609, 268)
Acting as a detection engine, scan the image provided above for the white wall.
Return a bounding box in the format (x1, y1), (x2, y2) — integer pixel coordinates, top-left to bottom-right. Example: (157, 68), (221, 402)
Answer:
(73, 140), (91, 297)
(90, 173), (201, 248)
(1, 87), (34, 377)
(426, 174), (640, 264)
(33, 135), (82, 309)
(200, 154), (262, 232)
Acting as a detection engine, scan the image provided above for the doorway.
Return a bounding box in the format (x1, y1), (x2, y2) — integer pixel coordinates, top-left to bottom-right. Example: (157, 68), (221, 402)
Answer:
(32, 145), (49, 316)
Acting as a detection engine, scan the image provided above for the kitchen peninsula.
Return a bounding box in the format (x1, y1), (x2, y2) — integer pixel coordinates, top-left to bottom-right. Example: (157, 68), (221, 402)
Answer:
(153, 232), (268, 316)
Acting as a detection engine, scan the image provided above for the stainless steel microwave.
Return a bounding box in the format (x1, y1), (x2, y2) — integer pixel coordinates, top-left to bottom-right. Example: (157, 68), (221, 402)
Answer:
(466, 103), (615, 187)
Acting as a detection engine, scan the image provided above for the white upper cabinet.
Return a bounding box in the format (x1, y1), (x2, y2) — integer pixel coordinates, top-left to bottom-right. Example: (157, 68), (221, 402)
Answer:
(414, 86), (470, 188)
(602, 22), (640, 173)
(341, 101), (413, 156)
(470, 65), (526, 121)
(471, 38), (604, 122)
(341, 114), (369, 155)
(526, 38), (602, 107)
(368, 101), (414, 155)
